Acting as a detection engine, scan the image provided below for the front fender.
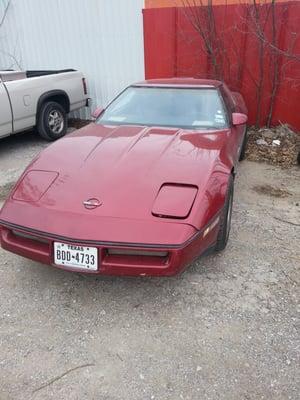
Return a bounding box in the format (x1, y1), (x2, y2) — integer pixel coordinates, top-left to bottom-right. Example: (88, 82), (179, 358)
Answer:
(187, 164), (232, 231)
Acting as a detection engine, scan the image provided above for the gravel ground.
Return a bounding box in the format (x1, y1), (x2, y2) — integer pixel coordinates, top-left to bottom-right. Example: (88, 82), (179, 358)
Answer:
(0, 130), (299, 400)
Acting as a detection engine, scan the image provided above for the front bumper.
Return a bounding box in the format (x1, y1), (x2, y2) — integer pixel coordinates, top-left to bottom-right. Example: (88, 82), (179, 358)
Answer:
(0, 223), (216, 276)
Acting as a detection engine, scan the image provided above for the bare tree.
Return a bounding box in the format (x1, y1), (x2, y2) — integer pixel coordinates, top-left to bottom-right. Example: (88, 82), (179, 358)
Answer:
(0, 0), (10, 29)
(245, 0), (300, 127)
(246, 0), (300, 63)
(267, 0), (280, 127)
(247, 0), (272, 127)
(0, 0), (22, 69)
(181, 0), (225, 80)
(181, 0), (300, 128)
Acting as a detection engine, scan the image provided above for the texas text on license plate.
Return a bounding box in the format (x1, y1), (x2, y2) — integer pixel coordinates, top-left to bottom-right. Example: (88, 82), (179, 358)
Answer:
(54, 242), (98, 271)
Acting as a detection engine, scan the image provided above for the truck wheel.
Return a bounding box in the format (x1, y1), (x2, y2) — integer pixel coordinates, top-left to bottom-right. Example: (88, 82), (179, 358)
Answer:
(37, 101), (67, 141)
(215, 175), (234, 252)
(239, 128), (248, 161)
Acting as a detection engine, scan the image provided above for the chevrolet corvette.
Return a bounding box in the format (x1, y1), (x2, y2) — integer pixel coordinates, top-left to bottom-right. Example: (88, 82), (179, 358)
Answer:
(0, 78), (248, 276)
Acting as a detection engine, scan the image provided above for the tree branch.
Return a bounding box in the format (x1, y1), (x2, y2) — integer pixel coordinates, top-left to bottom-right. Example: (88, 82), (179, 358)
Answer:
(0, 0), (10, 29)
(32, 363), (95, 394)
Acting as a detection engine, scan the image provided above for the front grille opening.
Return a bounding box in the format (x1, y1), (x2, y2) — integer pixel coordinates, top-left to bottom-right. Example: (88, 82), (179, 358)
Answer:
(107, 249), (168, 257)
(104, 248), (170, 267)
(12, 230), (49, 244)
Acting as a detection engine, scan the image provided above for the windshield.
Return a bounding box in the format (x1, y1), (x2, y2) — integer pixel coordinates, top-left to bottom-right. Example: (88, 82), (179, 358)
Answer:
(97, 87), (228, 129)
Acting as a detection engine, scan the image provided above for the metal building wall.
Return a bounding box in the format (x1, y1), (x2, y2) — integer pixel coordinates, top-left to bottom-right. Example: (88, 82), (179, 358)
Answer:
(0, 0), (145, 118)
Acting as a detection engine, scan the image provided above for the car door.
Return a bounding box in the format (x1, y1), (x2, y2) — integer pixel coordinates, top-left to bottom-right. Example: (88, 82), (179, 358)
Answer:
(219, 85), (245, 166)
(0, 80), (13, 138)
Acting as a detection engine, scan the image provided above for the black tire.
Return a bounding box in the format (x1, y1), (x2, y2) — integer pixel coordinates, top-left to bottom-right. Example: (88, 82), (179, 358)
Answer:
(37, 101), (67, 141)
(239, 128), (248, 161)
(215, 175), (234, 252)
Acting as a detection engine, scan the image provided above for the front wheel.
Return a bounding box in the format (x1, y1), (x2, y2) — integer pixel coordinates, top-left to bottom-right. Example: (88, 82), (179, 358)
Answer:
(215, 175), (234, 252)
(37, 101), (67, 141)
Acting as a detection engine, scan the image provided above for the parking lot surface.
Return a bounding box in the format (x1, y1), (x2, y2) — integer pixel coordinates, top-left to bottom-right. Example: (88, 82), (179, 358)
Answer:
(0, 131), (299, 400)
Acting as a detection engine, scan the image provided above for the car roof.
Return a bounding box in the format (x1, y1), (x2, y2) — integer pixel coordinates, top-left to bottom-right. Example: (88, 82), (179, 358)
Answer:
(133, 77), (223, 88)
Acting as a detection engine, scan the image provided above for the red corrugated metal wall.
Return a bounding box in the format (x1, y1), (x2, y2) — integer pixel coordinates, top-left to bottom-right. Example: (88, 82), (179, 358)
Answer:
(143, 2), (300, 129)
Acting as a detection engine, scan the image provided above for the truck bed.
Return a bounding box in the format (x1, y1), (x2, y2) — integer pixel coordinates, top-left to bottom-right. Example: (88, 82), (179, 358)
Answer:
(0, 69), (76, 82)
(26, 69), (76, 78)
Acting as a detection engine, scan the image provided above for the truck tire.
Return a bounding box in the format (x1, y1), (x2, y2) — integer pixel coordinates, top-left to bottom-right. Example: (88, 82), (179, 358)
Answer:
(37, 101), (67, 141)
(215, 175), (234, 252)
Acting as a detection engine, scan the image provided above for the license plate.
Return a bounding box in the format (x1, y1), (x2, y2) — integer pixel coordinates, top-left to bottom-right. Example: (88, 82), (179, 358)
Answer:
(54, 242), (98, 271)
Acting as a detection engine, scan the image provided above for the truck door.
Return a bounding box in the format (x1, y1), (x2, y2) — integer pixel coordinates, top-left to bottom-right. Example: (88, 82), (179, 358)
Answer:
(0, 81), (13, 138)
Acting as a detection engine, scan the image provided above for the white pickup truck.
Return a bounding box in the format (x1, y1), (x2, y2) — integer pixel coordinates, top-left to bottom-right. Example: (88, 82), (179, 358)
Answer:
(0, 69), (89, 141)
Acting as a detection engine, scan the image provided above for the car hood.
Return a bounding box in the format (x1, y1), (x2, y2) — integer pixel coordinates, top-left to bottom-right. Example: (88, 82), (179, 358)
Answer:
(0, 123), (231, 242)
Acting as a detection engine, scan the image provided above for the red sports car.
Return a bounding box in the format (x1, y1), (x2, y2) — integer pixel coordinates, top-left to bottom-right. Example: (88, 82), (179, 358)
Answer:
(0, 78), (247, 276)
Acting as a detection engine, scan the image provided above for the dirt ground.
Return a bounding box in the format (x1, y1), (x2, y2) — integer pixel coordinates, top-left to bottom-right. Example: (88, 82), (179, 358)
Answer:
(0, 130), (299, 400)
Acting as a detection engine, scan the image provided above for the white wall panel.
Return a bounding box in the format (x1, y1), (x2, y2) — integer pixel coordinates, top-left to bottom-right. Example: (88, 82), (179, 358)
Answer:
(0, 0), (145, 118)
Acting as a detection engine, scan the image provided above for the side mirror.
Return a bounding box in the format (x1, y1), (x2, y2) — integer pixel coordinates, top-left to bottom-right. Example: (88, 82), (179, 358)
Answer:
(232, 113), (247, 126)
(92, 107), (104, 119)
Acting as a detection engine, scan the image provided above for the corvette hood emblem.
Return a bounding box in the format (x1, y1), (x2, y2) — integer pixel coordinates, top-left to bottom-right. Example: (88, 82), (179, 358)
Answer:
(83, 198), (102, 210)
